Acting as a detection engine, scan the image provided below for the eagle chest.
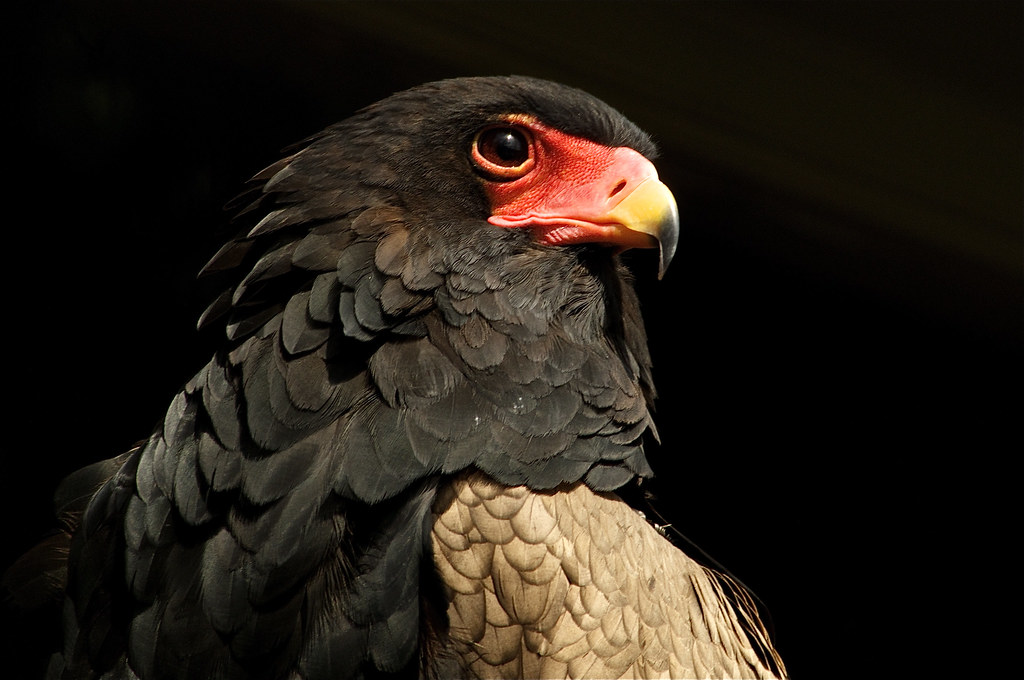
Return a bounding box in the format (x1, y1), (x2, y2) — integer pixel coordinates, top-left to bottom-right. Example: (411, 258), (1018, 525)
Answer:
(430, 472), (779, 679)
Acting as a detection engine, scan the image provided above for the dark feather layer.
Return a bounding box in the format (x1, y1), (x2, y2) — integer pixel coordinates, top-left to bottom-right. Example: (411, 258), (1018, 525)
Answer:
(56, 76), (662, 679)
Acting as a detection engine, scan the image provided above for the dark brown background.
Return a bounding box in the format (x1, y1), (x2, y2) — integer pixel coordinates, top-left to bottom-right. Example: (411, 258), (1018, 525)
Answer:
(5, 2), (1021, 677)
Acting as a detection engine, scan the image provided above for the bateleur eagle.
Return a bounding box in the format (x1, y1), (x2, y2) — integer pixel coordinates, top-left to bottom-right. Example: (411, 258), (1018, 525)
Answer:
(31, 76), (786, 679)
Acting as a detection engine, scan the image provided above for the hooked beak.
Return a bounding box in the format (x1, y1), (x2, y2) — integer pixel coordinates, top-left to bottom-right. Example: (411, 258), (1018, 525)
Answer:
(604, 175), (679, 279)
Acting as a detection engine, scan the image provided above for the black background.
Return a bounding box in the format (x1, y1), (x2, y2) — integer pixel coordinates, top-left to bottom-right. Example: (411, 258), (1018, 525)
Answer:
(5, 2), (1021, 678)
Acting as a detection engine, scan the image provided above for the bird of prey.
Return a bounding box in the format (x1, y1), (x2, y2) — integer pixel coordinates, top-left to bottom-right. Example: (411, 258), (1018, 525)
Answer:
(18, 76), (786, 679)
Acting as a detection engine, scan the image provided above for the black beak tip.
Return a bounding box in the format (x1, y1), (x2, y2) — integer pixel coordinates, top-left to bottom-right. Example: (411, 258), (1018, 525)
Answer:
(657, 202), (680, 280)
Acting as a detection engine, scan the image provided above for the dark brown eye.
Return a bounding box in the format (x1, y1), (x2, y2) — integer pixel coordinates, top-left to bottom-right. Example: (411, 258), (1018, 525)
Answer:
(472, 126), (535, 180)
(478, 128), (528, 166)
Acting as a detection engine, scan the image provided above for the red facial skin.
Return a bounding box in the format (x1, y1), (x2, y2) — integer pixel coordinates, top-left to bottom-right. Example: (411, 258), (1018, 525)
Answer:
(475, 115), (662, 251)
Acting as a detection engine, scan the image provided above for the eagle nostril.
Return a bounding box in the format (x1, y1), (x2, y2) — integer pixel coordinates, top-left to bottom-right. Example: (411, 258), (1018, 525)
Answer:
(609, 180), (627, 198)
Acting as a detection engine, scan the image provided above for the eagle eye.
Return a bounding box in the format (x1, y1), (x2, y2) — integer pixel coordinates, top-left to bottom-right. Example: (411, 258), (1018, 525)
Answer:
(472, 126), (535, 180)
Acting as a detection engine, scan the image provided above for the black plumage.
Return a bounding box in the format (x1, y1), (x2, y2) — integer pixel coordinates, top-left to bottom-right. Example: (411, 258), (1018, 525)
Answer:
(18, 76), (782, 679)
